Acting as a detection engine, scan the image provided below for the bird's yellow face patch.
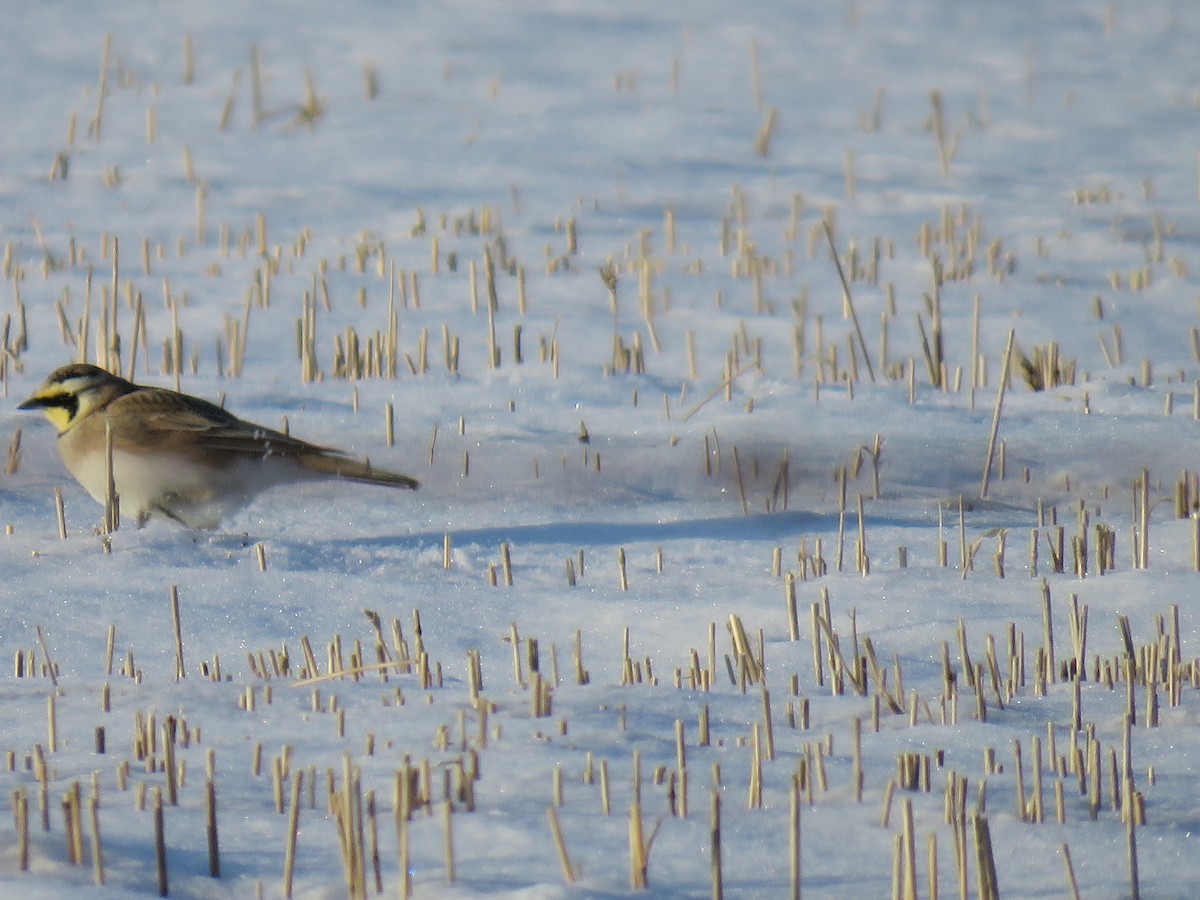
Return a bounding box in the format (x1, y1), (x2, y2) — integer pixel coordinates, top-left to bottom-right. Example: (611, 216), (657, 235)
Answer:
(19, 386), (79, 433)
(18, 366), (123, 434)
(17, 377), (100, 434)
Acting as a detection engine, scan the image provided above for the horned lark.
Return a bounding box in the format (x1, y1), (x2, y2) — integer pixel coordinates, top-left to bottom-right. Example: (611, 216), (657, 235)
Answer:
(18, 363), (418, 529)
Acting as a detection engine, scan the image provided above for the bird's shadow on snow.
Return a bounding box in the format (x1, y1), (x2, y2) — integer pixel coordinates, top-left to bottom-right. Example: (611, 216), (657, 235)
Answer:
(278, 507), (938, 562)
(420, 509), (834, 549)
(151, 495), (1035, 577)
(227, 511), (854, 574)
(323, 493), (1030, 553)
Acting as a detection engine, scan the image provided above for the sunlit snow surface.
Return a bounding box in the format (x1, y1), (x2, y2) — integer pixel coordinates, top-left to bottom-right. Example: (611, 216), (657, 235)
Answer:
(3, 1), (1200, 896)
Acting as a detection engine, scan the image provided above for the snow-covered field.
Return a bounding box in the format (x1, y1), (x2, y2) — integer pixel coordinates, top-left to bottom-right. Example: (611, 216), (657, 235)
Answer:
(3, 1), (1200, 896)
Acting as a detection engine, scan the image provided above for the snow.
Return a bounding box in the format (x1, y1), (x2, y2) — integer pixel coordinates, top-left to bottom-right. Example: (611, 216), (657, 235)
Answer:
(3, 0), (1200, 896)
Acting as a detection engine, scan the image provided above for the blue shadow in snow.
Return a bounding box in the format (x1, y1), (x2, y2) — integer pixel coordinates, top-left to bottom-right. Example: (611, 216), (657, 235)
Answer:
(326, 508), (927, 553)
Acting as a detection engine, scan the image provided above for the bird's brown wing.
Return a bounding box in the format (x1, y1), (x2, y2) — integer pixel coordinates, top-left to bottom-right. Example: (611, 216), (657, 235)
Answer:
(108, 387), (418, 489)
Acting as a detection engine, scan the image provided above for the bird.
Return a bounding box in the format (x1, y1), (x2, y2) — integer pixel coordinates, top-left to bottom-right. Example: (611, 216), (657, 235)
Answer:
(18, 363), (418, 529)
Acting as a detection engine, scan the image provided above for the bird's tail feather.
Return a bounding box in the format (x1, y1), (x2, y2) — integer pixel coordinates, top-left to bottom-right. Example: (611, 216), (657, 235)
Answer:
(299, 453), (419, 489)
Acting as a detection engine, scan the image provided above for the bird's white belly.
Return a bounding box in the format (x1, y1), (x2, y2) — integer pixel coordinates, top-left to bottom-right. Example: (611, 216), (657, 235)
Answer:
(63, 446), (292, 528)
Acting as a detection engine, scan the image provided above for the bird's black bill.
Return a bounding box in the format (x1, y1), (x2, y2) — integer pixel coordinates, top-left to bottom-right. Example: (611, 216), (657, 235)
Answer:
(19, 393), (78, 417)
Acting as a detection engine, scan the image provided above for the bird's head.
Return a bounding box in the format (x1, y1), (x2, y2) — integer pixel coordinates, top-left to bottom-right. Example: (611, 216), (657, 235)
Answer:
(18, 364), (134, 434)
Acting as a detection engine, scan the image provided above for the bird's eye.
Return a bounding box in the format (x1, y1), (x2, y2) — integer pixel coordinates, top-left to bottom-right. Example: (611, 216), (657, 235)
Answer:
(42, 393), (80, 418)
